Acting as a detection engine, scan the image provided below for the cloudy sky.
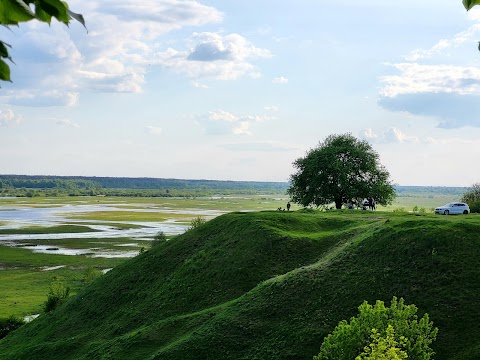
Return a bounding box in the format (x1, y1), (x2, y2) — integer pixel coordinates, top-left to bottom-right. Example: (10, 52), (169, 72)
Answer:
(1, 0), (480, 186)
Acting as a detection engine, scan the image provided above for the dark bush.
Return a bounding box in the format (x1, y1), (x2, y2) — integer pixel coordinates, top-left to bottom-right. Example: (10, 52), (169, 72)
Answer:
(469, 200), (480, 213)
(0, 316), (25, 339)
(151, 231), (167, 247)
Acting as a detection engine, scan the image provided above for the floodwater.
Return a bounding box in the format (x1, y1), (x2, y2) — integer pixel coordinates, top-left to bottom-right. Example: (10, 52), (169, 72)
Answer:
(0, 203), (223, 258)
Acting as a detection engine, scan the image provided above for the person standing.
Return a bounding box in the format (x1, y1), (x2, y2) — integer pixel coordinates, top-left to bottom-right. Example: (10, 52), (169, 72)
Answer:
(287, 201), (291, 211)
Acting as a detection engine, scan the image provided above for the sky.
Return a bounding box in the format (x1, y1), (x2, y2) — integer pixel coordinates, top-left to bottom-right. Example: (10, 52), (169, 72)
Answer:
(1, 0), (480, 186)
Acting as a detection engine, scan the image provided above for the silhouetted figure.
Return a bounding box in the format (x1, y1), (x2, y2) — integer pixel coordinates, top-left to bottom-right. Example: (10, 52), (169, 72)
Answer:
(287, 202), (291, 211)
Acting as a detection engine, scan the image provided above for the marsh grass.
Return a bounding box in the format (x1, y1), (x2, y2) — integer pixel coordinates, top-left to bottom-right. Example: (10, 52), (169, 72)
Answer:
(64, 211), (188, 222)
(0, 225), (98, 235)
(0, 244), (124, 317)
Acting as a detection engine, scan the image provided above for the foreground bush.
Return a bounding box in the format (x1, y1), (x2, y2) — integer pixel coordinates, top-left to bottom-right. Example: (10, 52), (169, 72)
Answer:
(314, 297), (438, 360)
(0, 316), (25, 340)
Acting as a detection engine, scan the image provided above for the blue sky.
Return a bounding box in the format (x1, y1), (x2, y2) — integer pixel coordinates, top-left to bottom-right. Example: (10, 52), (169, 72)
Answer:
(1, 0), (480, 186)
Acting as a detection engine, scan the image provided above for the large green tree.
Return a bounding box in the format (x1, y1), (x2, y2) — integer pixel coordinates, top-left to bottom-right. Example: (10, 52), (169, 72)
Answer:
(288, 133), (395, 209)
(0, 0), (85, 82)
(314, 297), (438, 360)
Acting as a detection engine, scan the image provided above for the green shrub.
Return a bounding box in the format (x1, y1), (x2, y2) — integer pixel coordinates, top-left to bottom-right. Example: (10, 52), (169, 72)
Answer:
(151, 231), (167, 247)
(412, 205), (418, 213)
(314, 297), (437, 360)
(392, 207), (405, 213)
(0, 316), (25, 340)
(462, 183), (480, 206)
(189, 216), (206, 230)
(469, 200), (480, 213)
(82, 266), (102, 285)
(44, 277), (70, 313)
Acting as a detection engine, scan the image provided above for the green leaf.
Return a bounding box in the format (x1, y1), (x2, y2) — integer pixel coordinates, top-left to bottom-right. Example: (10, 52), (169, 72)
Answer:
(0, 41), (11, 59)
(67, 9), (86, 30)
(0, 59), (12, 82)
(34, 5), (53, 23)
(0, 0), (35, 24)
(34, 0), (69, 24)
(463, 0), (480, 11)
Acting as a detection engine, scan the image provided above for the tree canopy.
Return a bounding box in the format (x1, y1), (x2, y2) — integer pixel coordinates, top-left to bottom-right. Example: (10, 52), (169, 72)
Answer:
(314, 297), (438, 360)
(0, 0), (85, 82)
(287, 133), (395, 209)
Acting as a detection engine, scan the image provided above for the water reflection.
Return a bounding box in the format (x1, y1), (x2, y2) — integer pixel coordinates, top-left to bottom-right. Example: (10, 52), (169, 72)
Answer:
(0, 204), (199, 257)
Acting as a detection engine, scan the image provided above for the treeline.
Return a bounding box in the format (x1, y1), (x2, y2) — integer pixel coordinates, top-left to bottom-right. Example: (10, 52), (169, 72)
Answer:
(0, 175), (467, 199)
(0, 175), (289, 197)
(0, 176), (99, 190)
(395, 185), (466, 196)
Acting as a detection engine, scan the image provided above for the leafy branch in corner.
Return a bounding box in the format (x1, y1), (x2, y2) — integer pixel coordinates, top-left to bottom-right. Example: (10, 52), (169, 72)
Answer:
(0, 0), (86, 82)
(463, 0), (480, 11)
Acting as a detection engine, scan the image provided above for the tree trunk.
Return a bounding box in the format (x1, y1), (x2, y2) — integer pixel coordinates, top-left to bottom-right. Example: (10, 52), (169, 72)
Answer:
(334, 198), (342, 209)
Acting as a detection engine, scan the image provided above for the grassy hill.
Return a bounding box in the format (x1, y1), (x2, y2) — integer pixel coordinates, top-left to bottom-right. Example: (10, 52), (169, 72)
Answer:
(1, 210), (480, 359)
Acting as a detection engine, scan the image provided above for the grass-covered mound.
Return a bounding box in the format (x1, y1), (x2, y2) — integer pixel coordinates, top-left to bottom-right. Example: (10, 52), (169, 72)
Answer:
(1, 211), (480, 359)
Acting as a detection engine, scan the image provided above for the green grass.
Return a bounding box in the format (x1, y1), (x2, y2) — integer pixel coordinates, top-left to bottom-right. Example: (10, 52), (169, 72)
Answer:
(1, 210), (480, 359)
(0, 225), (98, 235)
(0, 244), (126, 318)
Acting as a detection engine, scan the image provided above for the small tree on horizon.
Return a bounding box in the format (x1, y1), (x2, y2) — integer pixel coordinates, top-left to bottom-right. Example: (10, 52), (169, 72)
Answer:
(288, 134), (396, 209)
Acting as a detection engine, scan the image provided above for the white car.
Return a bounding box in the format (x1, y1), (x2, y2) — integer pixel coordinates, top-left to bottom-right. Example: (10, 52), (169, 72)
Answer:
(434, 202), (470, 215)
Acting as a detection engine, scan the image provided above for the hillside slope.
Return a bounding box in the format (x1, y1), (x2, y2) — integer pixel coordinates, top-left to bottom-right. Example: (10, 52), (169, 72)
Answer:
(1, 211), (480, 359)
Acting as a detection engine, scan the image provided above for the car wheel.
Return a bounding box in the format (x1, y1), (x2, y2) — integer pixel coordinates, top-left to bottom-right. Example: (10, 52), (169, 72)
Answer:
(444, 210), (449, 215)
(464, 210), (468, 214)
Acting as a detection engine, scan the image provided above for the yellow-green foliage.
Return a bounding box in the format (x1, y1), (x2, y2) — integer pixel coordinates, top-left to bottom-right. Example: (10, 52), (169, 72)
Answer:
(356, 325), (408, 360)
(314, 297), (437, 360)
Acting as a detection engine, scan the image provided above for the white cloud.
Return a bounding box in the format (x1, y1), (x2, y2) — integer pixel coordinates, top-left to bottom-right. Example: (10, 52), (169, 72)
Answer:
(378, 19), (480, 128)
(2, 90), (80, 107)
(360, 128), (419, 144)
(192, 81), (209, 88)
(380, 63), (480, 98)
(1, 0), (224, 106)
(404, 40), (451, 62)
(96, 0), (223, 27)
(264, 105), (279, 112)
(154, 32), (271, 80)
(222, 141), (300, 152)
(145, 126), (163, 135)
(56, 119), (80, 128)
(0, 109), (22, 126)
(199, 109), (274, 136)
(272, 76), (288, 84)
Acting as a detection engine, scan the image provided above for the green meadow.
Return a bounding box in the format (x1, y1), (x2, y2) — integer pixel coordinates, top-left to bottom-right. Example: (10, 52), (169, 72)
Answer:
(0, 244), (124, 317)
(1, 210), (480, 359)
(0, 189), (466, 320)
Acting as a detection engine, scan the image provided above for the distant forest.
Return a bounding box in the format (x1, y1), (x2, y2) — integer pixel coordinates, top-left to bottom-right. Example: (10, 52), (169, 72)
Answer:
(0, 175), (289, 197)
(0, 175), (467, 198)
